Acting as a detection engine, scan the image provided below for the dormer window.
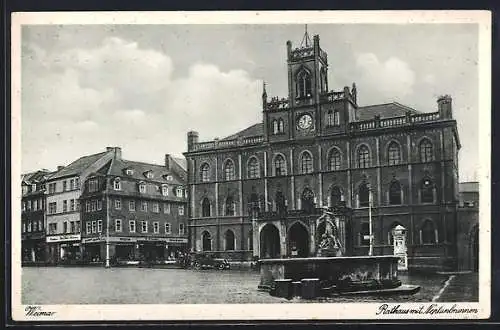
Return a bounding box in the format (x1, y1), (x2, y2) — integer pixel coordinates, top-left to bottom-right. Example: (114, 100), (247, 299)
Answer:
(162, 185), (168, 196)
(126, 169), (134, 176)
(145, 171), (154, 179)
(176, 187), (183, 197)
(113, 178), (121, 191)
(31, 184), (37, 191)
(165, 175), (173, 181)
(139, 182), (146, 194)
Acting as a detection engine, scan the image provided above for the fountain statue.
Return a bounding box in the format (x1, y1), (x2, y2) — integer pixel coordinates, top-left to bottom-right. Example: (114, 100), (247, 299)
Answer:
(317, 219), (343, 257)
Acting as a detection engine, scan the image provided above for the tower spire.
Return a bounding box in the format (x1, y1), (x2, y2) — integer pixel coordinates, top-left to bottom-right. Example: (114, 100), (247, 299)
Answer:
(300, 24), (312, 48)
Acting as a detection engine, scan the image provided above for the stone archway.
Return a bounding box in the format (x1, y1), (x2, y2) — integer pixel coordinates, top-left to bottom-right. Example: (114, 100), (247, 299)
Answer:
(288, 222), (309, 257)
(260, 224), (280, 259)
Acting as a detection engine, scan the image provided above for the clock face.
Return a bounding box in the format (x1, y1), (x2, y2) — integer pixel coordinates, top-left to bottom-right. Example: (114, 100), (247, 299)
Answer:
(298, 114), (313, 130)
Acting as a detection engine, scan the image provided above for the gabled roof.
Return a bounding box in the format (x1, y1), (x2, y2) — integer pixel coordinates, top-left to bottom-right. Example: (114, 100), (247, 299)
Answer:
(22, 170), (53, 184)
(172, 157), (187, 171)
(221, 123), (264, 141)
(107, 159), (185, 186)
(357, 102), (420, 121)
(49, 151), (109, 180)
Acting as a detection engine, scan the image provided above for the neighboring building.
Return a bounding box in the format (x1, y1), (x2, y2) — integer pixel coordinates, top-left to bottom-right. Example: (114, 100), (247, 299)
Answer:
(21, 169), (52, 263)
(183, 31), (462, 271)
(45, 148), (117, 264)
(79, 152), (188, 264)
(456, 182), (479, 272)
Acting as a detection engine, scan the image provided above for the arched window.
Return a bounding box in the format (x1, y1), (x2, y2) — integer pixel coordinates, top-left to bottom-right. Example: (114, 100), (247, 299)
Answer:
(224, 159), (235, 181)
(388, 222), (404, 245)
(301, 188), (315, 213)
(419, 139), (433, 162)
(224, 230), (235, 251)
(296, 69), (312, 98)
(202, 231), (212, 251)
(247, 157), (260, 179)
(330, 186), (342, 206)
(420, 220), (436, 244)
(359, 183), (370, 208)
(420, 178), (434, 203)
(327, 110), (334, 126)
(301, 151), (313, 174)
(388, 142), (402, 165)
(200, 163), (210, 182)
(357, 145), (370, 168)
(225, 196), (235, 216)
(328, 148), (341, 171)
(274, 154), (287, 176)
(275, 191), (286, 214)
(202, 198), (211, 217)
(113, 178), (121, 191)
(389, 180), (402, 205)
(272, 120), (278, 134)
(278, 118), (285, 133)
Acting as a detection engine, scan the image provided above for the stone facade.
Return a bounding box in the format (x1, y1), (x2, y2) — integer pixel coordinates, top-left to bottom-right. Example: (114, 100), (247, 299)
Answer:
(184, 32), (462, 272)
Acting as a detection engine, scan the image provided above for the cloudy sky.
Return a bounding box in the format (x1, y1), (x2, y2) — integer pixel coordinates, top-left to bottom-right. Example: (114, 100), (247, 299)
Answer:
(21, 23), (479, 180)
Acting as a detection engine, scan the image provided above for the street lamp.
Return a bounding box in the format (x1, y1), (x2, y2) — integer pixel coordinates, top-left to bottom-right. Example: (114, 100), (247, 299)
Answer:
(104, 194), (110, 268)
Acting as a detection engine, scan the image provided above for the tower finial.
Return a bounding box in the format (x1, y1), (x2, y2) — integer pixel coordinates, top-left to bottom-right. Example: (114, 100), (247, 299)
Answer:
(262, 80), (267, 95)
(300, 24), (312, 48)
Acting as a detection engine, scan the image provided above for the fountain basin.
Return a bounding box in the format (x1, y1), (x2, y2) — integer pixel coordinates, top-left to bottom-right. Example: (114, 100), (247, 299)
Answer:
(259, 255), (409, 294)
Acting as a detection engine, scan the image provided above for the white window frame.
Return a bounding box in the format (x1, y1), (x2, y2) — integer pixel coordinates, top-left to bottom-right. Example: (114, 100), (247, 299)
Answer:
(162, 185), (168, 196)
(115, 199), (121, 210)
(179, 223), (185, 235)
(129, 200), (136, 211)
(164, 203), (171, 214)
(86, 222), (91, 234)
(141, 201), (147, 212)
(114, 179), (121, 191)
(97, 220), (103, 233)
(91, 221), (97, 234)
(178, 205), (185, 216)
(141, 221), (148, 233)
(139, 183), (146, 193)
(153, 203), (159, 213)
(153, 221), (159, 234)
(129, 220), (136, 233)
(115, 219), (122, 232)
(165, 223), (171, 234)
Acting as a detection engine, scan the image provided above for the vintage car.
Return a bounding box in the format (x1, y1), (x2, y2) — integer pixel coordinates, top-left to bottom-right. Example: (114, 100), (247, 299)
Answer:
(190, 253), (230, 270)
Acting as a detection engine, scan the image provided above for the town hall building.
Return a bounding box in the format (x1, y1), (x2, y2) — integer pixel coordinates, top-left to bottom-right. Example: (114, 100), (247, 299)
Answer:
(184, 31), (462, 271)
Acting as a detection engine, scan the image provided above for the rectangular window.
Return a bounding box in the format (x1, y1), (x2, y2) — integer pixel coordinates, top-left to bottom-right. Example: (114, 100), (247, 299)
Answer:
(49, 223), (57, 235)
(22, 222), (26, 233)
(178, 205), (185, 216)
(176, 188), (183, 197)
(22, 201), (26, 212)
(63, 200), (68, 212)
(48, 183), (56, 194)
(165, 223), (171, 234)
(76, 221), (80, 232)
(27, 222), (32, 232)
(141, 221), (148, 233)
(27, 200), (32, 211)
(70, 179), (75, 190)
(129, 200), (136, 211)
(153, 222), (159, 233)
(33, 199), (38, 210)
(48, 202), (57, 214)
(86, 222), (91, 234)
(70, 221), (75, 233)
(129, 220), (136, 233)
(91, 221), (97, 234)
(91, 200), (97, 212)
(86, 201), (90, 212)
(115, 199), (121, 210)
(89, 179), (99, 192)
(97, 200), (102, 210)
(70, 199), (75, 211)
(97, 220), (103, 233)
(139, 184), (146, 194)
(162, 186), (168, 196)
(75, 178), (80, 189)
(33, 220), (38, 232)
(63, 221), (68, 233)
(115, 219), (122, 232)
(63, 180), (67, 191)
(153, 203), (159, 213)
(179, 223), (185, 235)
(141, 201), (147, 212)
(114, 180), (121, 190)
(38, 220), (43, 231)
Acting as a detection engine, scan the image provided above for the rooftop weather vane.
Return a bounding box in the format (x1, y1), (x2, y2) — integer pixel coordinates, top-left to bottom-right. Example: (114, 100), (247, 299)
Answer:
(300, 24), (312, 48)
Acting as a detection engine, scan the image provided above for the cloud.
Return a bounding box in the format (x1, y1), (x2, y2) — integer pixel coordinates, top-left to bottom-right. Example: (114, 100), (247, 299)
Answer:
(22, 36), (261, 172)
(354, 53), (416, 103)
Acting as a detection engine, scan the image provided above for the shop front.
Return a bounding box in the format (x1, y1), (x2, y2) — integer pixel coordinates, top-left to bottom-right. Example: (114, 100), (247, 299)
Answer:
(45, 234), (81, 264)
(138, 237), (166, 262)
(22, 233), (46, 263)
(165, 237), (189, 260)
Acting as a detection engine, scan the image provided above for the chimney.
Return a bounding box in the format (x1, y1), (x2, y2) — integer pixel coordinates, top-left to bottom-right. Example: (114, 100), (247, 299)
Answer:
(165, 154), (171, 170)
(106, 146), (122, 159)
(57, 165), (64, 171)
(437, 95), (453, 119)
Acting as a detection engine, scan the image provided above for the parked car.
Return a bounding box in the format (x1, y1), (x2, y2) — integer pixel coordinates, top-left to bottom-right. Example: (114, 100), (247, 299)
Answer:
(191, 253), (230, 270)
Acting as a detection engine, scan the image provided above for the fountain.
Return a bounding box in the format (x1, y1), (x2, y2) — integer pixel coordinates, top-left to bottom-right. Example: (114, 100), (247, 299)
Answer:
(257, 208), (420, 299)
